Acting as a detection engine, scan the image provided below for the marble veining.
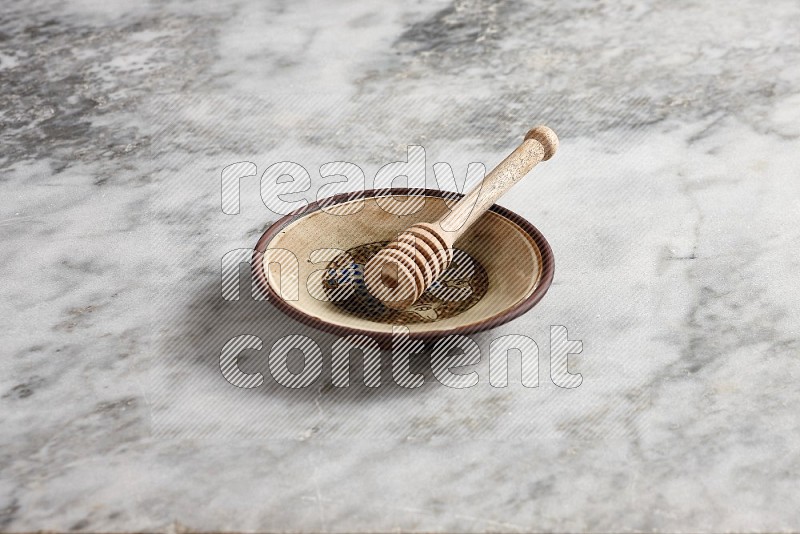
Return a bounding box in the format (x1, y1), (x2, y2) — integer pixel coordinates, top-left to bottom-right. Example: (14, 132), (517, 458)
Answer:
(1, 0), (800, 531)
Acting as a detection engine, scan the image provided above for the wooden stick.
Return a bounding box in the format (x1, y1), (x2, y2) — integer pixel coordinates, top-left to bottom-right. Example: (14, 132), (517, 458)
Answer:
(364, 126), (559, 310)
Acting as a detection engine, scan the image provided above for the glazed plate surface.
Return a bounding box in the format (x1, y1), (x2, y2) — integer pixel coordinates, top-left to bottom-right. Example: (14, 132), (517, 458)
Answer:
(253, 189), (553, 342)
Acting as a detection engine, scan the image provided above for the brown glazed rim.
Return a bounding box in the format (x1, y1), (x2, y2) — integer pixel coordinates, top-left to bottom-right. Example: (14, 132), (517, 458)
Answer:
(252, 188), (554, 344)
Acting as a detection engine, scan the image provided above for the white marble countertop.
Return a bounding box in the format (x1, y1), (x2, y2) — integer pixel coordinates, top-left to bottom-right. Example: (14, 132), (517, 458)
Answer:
(2, 0), (800, 531)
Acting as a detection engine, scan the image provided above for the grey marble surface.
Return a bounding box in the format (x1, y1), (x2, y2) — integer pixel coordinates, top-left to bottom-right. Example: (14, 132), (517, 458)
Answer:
(2, 0), (800, 531)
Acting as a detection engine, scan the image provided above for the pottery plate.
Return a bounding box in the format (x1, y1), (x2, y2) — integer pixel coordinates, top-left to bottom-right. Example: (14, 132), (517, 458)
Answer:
(253, 189), (553, 343)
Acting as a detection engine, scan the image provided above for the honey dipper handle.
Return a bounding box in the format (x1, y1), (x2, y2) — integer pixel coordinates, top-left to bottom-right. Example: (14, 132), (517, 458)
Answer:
(437, 126), (558, 242)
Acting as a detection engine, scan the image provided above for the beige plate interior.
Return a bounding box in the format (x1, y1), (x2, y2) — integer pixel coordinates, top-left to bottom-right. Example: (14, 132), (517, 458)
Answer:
(262, 194), (545, 337)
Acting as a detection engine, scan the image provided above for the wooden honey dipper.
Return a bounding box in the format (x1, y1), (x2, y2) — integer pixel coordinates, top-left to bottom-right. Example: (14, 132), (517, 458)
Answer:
(364, 125), (559, 310)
